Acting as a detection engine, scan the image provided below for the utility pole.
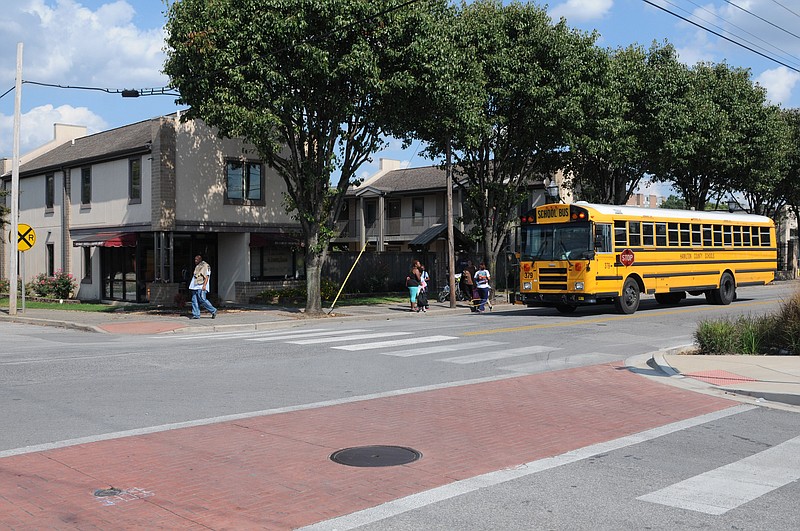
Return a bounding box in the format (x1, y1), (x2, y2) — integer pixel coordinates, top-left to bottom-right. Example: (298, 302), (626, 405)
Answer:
(9, 43), (22, 316)
(446, 140), (455, 308)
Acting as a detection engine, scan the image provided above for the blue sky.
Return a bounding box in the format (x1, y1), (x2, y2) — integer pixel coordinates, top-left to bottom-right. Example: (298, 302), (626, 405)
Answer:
(1, 0), (798, 194)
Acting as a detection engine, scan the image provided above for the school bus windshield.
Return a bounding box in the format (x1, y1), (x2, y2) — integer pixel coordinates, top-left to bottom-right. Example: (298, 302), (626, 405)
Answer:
(521, 222), (593, 261)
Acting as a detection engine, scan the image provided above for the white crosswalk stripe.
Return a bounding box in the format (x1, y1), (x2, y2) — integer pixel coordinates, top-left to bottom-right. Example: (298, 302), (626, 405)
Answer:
(332, 335), (458, 351)
(638, 434), (800, 515)
(150, 328), (333, 341)
(440, 345), (560, 364)
(381, 340), (506, 357)
(247, 329), (369, 342)
(287, 332), (410, 345)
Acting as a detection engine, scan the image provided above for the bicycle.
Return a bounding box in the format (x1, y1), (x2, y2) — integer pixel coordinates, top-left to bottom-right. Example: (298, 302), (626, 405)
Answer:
(438, 273), (472, 302)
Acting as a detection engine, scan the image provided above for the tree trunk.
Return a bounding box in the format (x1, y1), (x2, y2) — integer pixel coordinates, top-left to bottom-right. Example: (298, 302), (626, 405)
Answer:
(303, 228), (324, 316)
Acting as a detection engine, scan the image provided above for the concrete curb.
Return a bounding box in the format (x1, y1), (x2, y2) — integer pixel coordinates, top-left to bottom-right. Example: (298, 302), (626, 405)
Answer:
(1, 315), (105, 334)
(645, 346), (800, 408)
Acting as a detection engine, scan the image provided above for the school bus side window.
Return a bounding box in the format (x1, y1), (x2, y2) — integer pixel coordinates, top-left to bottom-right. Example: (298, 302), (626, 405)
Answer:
(642, 222), (654, 246)
(628, 221), (641, 246)
(703, 225), (712, 246)
(751, 226), (760, 246)
(723, 225), (732, 246)
(692, 224), (702, 246)
(760, 227), (770, 246)
(595, 223), (612, 252)
(713, 224), (723, 246)
(614, 221), (627, 249)
(656, 223), (667, 246)
(680, 223), (690, 246)
(668, 223), (679, 246)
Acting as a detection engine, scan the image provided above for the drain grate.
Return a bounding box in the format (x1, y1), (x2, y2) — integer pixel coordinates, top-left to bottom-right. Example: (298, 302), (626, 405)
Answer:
(330, 445), (422, 467)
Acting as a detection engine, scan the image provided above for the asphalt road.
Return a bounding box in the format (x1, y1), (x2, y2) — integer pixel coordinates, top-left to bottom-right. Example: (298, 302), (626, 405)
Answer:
(1, 283), (798, 529)
(1, 282), (795, 451)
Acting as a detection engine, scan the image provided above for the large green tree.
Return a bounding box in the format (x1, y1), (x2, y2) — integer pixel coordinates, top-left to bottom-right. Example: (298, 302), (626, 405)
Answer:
(164, 0), (440, 314)
(648, 59), (775, 211)
(411, 0), (599, 278)
(779, 109), (800, 231)
(725, 102), (790, 218)
(380, 1), (483, 305)
(564, 43), (655, 205)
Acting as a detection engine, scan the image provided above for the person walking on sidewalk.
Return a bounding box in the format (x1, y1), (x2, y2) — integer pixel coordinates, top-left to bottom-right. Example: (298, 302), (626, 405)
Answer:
(189, 254), (217, 319)
(417, 263), (430, 312)
(474, 262), (491, 313)
(406, 260), (422, 312)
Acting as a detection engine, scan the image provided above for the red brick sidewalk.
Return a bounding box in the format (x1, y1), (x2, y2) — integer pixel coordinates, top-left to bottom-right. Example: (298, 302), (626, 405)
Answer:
(0, 363), (734, 529)
(98, 321), (188, 334)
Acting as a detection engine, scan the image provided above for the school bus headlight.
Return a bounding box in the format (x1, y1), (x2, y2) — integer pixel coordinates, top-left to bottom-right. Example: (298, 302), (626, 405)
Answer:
(574, 282), (584, 291)
(523, 282), (532, 290)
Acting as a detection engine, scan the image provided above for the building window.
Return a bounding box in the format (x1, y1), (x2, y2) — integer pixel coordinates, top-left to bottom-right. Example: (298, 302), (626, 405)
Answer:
(387, 199), (401, 219)
(225, 160), (263, 204)
(83, 247), (92, 283)
(412, 197), (424, 224)
(129, 158), (141, 204)
(45, 173), (54, 210)
(80, 167), (91, 205)
(46, 243), (55, 276)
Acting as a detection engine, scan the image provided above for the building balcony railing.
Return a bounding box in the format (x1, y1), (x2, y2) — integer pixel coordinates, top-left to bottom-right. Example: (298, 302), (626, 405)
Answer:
(333, 215), (462, 241)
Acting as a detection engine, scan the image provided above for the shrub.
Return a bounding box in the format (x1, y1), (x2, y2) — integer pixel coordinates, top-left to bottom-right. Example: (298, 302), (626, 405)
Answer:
(695, 318), (738, 354)
(0, 278), (8, 295)
(26, 270), (76, 299)
(694, 289), (800, 355)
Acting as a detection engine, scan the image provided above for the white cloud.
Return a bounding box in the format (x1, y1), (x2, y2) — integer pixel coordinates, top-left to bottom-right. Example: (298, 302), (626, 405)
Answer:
(0, 0), (167, 88)
(0, 104), (106, 154)
(549, 0), (614, 23)
(755, 67), (800, 106)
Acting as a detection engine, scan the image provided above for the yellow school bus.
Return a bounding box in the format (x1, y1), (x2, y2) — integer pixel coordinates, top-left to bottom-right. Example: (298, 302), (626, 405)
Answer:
(518, 202), (776, 314)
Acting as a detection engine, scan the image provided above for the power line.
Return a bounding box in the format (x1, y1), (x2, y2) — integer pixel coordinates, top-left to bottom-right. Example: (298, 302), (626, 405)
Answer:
(723, 0), (800, 40)
(766, 0), (800, 20)
(22, 80), (179, 97)
(674, 0), (800, 69)
(642, 0), (800, 73)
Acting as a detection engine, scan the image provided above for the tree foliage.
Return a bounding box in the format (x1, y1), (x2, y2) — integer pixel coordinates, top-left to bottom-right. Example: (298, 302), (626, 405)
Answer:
(397, 0), (599, 276)
(0, 188), (9, 227)
(164, 0), (442, 314)
(564, 43), (658, 205)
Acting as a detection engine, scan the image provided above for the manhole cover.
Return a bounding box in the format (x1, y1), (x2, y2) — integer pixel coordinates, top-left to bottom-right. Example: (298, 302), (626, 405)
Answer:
(330, 445), (422, 467)
(93, 488), (122, 497)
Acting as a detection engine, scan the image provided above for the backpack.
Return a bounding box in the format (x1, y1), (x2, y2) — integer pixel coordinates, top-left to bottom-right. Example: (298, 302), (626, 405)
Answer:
(416, 289), (428, 307)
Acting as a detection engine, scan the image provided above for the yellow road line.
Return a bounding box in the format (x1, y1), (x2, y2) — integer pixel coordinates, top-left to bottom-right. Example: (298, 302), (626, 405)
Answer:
(463, 300), (777, 336)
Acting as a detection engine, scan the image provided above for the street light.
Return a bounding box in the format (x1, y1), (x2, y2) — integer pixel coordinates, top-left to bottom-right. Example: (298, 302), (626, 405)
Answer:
(546, 181), (560, 203)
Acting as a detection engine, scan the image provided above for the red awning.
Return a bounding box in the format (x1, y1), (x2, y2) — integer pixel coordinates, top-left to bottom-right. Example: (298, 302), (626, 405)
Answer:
(72, 232), (137, 248)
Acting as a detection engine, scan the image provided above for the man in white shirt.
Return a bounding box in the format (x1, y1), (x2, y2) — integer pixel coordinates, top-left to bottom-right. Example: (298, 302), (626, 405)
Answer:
(188, 254), (217, 319)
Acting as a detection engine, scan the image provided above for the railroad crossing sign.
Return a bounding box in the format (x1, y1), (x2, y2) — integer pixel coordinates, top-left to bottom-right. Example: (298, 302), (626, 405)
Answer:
(619, 248), (635, 267)
(16, 223), (36, 252)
